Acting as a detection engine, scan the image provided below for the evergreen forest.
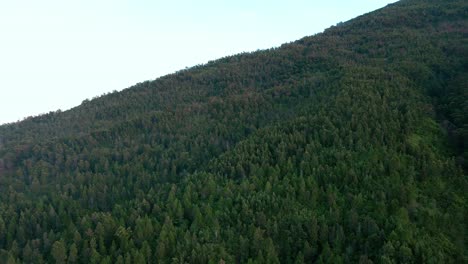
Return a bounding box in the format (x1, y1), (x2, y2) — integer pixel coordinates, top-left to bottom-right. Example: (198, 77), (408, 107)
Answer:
(0, 0), (466, 263)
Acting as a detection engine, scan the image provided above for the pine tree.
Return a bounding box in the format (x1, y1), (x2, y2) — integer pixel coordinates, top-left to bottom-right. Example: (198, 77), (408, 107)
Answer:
(51, 241), (67, 264)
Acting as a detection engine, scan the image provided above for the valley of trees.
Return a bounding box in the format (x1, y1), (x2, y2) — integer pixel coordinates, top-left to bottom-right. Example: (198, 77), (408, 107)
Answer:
(0, 0), (466, 263)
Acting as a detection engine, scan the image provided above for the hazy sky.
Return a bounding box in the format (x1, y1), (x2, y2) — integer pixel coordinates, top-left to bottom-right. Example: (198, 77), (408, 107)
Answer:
(0, 0), (397, 125)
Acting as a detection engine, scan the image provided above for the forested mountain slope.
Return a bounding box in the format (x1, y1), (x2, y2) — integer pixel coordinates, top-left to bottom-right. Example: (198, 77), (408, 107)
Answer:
(0, 0), (466, 263)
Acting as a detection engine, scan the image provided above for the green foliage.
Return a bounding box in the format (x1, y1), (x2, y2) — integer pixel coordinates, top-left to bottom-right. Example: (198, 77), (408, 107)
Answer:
(0, 0), (466, 263)
(51, 241), (67, 264)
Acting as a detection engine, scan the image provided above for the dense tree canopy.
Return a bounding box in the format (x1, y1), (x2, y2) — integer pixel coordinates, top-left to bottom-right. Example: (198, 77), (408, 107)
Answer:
(0, 0), (466, 263)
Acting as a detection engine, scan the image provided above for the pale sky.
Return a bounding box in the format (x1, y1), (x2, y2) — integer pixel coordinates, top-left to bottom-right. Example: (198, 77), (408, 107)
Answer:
(0, 0), (397, 125)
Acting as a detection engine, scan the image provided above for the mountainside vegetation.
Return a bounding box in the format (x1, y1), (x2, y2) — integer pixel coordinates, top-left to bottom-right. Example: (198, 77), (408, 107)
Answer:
(0, 0), (466, 263)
